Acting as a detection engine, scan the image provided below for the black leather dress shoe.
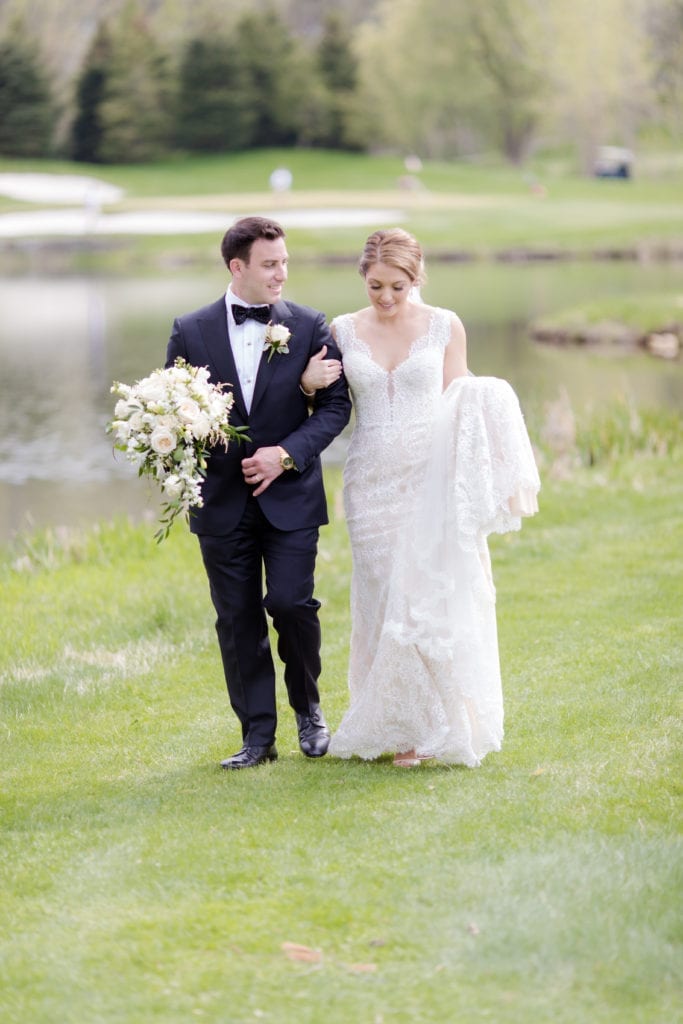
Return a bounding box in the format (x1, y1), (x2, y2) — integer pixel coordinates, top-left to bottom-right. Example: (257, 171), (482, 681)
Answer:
(295, 709), (330, 758)
(220, 744), (278, 770)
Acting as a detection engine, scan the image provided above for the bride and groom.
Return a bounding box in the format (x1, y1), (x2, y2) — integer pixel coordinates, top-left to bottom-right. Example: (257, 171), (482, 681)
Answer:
(166, 216), (539, 770)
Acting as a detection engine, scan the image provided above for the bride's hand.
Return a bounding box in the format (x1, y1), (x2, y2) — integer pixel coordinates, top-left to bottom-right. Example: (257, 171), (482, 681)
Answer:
(300, 345), (342, 395)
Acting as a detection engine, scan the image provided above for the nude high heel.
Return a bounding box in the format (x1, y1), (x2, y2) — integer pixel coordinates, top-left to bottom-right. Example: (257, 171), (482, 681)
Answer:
(393, 750), (420, 768)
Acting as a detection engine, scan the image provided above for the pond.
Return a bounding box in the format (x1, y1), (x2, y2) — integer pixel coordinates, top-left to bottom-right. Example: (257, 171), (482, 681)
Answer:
(0, 259), (680, 543)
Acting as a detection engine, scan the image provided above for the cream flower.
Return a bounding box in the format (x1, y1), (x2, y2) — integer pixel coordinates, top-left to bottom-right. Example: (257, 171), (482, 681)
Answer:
(177, 398), (201, 424)
(264, 323), (291, 361)
(190, 412), (211, 439)
(114, 398), (139, 419)
(108, 357), (246, 541)
(162, 474), (183, 499)
(136, 377), (167, 403)
(150, 426), (177, 455)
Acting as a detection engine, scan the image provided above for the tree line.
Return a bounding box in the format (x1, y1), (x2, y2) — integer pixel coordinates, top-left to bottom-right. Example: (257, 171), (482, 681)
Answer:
(0, 0), (681, 168)
(0, 5), (361, 162)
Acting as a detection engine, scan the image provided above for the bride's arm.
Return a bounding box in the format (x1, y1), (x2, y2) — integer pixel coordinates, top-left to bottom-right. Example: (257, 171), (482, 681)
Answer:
(300, 327), (343, 395)
(443, 312), (468, 388)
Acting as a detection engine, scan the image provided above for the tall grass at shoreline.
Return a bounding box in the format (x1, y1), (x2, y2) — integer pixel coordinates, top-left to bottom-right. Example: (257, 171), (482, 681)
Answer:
(1, 404), (681, 1023)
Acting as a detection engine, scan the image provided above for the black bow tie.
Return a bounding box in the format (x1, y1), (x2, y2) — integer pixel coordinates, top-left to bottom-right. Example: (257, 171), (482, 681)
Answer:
(232, 304), (271, 325)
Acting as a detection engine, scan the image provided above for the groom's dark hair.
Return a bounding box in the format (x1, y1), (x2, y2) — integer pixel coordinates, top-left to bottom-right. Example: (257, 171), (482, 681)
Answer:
(221, 216), (286, 268)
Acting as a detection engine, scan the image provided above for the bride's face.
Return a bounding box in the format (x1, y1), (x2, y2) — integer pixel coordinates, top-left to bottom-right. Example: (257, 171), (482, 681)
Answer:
(364, 262), (413, 318)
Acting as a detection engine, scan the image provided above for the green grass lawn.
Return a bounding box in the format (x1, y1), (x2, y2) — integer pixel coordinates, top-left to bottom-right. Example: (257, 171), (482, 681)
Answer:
(1, 448), (681, 1023)
(1, 148), (682, 267)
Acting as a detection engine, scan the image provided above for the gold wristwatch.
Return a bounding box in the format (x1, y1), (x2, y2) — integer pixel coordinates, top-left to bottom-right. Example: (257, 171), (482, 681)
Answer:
(278, 446), (295, 470)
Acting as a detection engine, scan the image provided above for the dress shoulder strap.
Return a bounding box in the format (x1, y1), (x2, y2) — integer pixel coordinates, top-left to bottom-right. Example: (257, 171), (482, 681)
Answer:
(330, 313), (354, 355)
(428, 306), (454, 351)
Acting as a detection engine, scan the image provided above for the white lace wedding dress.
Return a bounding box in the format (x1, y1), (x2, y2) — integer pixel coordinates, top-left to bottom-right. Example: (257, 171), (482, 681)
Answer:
(328, 307), (540, 766)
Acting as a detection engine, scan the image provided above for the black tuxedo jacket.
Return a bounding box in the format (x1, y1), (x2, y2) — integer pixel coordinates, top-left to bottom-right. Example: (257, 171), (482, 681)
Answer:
(166, 296), (351, 535)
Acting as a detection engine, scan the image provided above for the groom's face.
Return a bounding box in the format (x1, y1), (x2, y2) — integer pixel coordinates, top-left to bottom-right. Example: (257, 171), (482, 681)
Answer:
(230, 237), (289, 306)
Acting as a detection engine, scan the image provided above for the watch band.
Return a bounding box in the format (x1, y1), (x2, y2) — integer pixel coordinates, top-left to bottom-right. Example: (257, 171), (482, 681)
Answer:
(278, 446), (295, 470)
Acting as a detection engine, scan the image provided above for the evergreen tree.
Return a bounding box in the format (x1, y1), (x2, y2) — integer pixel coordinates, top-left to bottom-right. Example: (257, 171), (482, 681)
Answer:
(176, 36), (254, 152)
(97, 2), (173, 163)
(235, 7), (302, 147)
(0, 22), (53, 157)
(315, 12), (359, 149)
(71, 23), (112, 163)
(318, 12), (357, 93)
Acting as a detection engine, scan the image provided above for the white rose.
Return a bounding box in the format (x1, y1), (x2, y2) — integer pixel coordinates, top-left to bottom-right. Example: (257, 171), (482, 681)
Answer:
(268, 323), (290, 344)
(154, 413), (178, 429)
(114, 398), (138, 419)
(150, 426), (177, 455)
(170, 366), (192, 383)
(177, 398), (201, 424)
(190, 412), (211, 439)
(136, 377), (167, 403)
(111, 419), (131, 441)
(162, 474), (184, 499)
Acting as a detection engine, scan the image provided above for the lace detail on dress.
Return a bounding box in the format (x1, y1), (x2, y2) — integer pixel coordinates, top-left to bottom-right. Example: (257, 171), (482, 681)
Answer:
(441, 376), (540, 547)
(329, 311), (540, 767)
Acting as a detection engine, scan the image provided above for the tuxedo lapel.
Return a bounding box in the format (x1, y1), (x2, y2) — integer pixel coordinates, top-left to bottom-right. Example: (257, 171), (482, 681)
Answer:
(197, 298), (248, 420)
(250, 300), (297, 416)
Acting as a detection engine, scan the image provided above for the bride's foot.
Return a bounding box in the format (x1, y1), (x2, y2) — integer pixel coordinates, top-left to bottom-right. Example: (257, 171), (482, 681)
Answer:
(393, 749), (420, 768)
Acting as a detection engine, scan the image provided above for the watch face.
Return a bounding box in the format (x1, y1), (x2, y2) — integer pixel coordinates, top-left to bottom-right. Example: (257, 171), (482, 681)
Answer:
(281, 456), (294, 469)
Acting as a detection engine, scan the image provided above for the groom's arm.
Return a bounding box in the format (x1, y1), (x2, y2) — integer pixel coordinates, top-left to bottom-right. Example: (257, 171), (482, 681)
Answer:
(278, 313), (351, 472)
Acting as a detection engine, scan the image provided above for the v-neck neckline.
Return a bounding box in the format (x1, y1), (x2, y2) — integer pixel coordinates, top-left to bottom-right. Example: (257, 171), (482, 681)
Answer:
(349, 311), (435, 373)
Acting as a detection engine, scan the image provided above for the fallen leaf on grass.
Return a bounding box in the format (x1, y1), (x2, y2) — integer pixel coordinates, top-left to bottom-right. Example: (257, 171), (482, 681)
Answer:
(530, 766), (546, 777)
(347, 962), (377, 973)
(281, 942), (323, 963)
(467, 921), (480, 936)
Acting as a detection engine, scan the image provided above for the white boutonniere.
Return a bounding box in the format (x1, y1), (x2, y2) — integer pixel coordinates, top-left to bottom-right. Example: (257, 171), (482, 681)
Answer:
(264, 322), (291, 362)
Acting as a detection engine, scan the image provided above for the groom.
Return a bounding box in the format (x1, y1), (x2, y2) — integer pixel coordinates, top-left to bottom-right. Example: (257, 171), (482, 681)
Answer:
(166, 216), (351, 768)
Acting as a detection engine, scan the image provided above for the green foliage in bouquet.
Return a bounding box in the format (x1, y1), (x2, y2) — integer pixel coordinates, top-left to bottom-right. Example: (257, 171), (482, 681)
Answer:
(107, 357), (248, 541)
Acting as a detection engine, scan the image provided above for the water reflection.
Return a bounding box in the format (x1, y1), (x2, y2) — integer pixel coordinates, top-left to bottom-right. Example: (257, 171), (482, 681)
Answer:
(0, 262), (680, 541)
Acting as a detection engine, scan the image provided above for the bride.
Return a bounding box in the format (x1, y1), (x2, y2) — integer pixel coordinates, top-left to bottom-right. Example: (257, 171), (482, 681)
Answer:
(301, 228), (540, 767)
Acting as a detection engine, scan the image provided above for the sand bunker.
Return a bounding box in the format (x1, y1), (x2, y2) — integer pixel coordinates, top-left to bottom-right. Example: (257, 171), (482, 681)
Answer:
(0, 173), (403, 237)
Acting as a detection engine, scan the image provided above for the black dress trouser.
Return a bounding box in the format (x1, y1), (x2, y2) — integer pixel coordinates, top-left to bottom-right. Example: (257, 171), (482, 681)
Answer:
(198, 498), (322, 747)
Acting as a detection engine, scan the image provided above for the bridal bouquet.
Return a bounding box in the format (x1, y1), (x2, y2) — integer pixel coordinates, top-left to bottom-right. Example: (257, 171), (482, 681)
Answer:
(108, 357), (246, 541)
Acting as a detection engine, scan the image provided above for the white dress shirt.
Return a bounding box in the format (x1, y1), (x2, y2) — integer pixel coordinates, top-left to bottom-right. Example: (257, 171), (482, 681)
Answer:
(225, 287), (268, 413)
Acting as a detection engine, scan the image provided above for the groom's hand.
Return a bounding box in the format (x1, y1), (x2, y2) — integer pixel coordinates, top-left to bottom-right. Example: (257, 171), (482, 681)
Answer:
(242, 447), (283, 496)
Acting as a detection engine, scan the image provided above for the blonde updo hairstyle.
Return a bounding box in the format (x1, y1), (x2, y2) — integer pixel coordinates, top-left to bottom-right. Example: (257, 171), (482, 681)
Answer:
(359, 228), (426, 287)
